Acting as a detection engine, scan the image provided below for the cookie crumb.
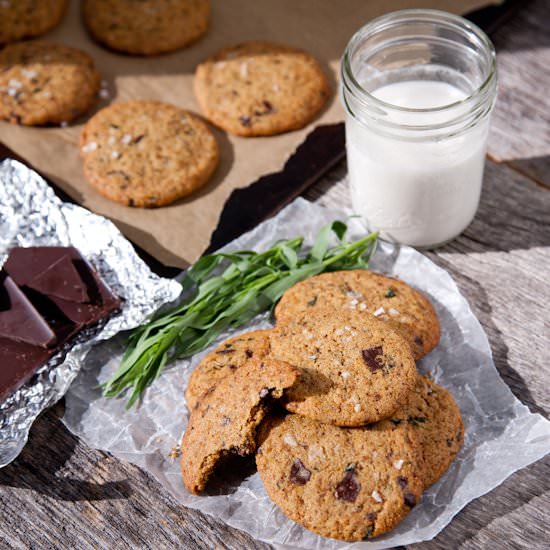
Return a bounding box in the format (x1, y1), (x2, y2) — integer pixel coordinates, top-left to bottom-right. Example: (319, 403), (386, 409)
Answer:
(168, 445), (181, 460)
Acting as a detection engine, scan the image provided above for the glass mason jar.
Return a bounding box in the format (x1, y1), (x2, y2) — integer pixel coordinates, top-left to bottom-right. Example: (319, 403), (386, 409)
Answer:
(341, 10), (497, 248)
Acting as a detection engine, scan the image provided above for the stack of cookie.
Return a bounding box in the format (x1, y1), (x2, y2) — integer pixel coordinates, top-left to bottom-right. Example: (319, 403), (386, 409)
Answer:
(180, 269), (464, 542)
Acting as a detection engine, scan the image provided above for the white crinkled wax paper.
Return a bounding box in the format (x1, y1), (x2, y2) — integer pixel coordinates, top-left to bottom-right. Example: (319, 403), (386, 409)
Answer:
(63, 197), (550, 549)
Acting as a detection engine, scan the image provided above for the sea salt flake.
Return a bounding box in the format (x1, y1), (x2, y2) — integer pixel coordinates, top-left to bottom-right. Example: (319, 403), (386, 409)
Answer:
(121, 134), (132, 145)
(283, 433), (297, 447)
(81, 142), (97, 153)
(302, 329), (313, 340)
(99, 89), (109, 99)
(335, 328), (344, 336)
(393, 459), (404, 470)
(354, 403), (361, 413)
(359, 302), (367, 310)
(111, 151), (121, 159)
(240, 62), (248, 79)
(340, 371), (351, 380)
(371, 490), (383, 503)
(21, 69), (38, 79)
(7, 88), (18, 97)
(388, 308), (400, 317)
(373, 307), (385, 317)
(8, 79), (22, 89)
(108, 136), (116, 145)
(308, 355), (317, 361)
(308, 444), (325, 462)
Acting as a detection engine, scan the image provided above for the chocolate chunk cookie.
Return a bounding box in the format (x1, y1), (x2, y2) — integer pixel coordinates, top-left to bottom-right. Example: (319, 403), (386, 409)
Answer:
(256, 414), (424, 541)
(180, 357), (299, 494)
(83, 0), (209, 55)
(186, 329), (272, 411)
(0, 41), (100, 126)
(270, 312), (417, 426)
(80, 100), (219, 207)
(194, 41), (330, 136)
(274, 270), (440, 360)
(0, 0), (67, 45)
(374, 374), (464, 488)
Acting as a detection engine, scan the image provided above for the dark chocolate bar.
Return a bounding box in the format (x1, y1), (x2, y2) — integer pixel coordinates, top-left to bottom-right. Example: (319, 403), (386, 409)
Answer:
(0, 246), (120, 400)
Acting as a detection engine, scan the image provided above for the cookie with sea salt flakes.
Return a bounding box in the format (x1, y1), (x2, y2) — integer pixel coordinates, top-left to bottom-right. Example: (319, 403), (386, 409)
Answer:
(270, 311), (417, 426)
(373, 374), (464, 488)
(0, 0), (68, 45)
(255, 414), (424, 541)
(180, 357), (299, 494)
(0, 41), (100, 126)
(274, 270), (440, 360)
(194, 41), (331, 136)
(83, 0), (209, 56)
(185, 329), (272, 411)
(80, 100), (219, 207)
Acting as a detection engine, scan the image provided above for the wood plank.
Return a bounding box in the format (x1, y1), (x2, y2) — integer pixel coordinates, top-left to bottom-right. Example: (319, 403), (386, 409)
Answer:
(487, 0), (550, 186)
(0, 404), (269, 550)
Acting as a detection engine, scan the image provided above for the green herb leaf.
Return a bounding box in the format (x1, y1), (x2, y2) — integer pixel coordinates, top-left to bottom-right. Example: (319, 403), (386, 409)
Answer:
(103, 221), (378, 408)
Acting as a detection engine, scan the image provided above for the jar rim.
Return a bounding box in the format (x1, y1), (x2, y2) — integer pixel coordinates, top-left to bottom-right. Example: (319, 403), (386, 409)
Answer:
(341, 9), (497, 116)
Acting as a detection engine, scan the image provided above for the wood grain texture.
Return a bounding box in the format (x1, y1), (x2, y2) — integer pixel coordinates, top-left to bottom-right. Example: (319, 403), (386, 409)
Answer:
(0, 2), (549, 549)
(488, 0), (550, 186)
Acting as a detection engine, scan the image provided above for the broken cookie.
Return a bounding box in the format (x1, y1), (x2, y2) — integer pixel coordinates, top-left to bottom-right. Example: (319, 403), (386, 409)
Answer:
(180, 357), (299, 494)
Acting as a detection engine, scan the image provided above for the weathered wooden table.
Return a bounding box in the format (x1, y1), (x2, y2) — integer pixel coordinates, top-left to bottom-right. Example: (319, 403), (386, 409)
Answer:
(1, 1), (548, 548)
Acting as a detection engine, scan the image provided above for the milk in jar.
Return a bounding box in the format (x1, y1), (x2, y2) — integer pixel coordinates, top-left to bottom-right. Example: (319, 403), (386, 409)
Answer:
(341, 10), (497, 248)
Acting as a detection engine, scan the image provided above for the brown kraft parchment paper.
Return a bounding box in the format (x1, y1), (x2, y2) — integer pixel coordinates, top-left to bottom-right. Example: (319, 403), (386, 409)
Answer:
(0, 0), (497, 267)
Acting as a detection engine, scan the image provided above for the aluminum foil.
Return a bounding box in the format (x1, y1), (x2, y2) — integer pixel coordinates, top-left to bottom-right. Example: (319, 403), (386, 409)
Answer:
(62, 197), (550, 549)
(0, 159), (181, 468)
